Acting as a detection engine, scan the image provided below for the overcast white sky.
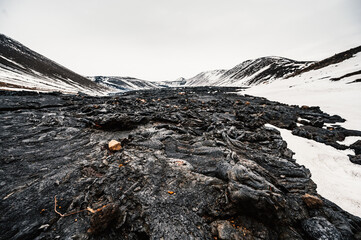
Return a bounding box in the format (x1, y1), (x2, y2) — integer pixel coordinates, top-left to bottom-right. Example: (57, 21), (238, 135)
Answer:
(0, 0), (360, 81)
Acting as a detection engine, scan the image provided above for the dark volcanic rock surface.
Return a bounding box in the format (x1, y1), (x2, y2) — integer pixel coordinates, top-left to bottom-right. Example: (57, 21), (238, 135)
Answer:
(0, 87), (360, 240)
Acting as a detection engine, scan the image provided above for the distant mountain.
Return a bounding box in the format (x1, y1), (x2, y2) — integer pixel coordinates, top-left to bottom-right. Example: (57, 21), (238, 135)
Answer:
(0, 34), (108, 95)
(177, 46), (361, 87)
(87, 76), (160, 92)
(182, 57), (312, 87)
(158, 77), (187, 87)
(185, 70), (227, 86)
(2, 33), (360, 95)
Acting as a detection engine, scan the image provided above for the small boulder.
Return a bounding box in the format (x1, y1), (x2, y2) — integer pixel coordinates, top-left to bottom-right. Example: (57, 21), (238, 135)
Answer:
(350, 140), (361, 155)
(302, 217), (342, 240)
(302, 193), (323, 208)
(108, 140), (122, 151)
(310, 118), (324, 128)
(349, 154), (361, 165)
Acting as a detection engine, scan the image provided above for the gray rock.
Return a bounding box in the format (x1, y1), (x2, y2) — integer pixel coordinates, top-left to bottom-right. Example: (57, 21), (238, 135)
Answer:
(302, 217), (342, 240)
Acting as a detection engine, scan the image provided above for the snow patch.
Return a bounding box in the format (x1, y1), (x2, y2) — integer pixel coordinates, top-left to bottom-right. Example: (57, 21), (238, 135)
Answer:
(337, 136), (361, 147)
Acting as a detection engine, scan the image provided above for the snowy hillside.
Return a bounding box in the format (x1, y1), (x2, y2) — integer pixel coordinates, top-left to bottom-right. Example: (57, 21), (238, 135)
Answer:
(184, 69), (226, 86)
(0, 34), (108, 95)
(182, 57), (311, 87)
(87, 76), (160, 93)
(245, 47), (361, 130)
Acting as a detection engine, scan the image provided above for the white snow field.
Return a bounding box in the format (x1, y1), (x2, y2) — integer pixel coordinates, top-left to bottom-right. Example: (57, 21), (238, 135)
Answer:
(246, 54), (361, 216)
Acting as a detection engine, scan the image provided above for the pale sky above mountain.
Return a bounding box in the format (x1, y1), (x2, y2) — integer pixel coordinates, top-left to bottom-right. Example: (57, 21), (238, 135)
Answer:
(0, 0), (360, 81)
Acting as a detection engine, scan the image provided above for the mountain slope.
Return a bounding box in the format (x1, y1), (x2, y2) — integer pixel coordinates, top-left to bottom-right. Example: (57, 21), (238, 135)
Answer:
(88, 76), (160, 92)
(288, 45), (361, 78)
(245, 47), (361, 130)
(183, 57), (312, 87)
(184, 69), (227, 86)
(0, 34), (108, 95)
(177, 46), (361, 88)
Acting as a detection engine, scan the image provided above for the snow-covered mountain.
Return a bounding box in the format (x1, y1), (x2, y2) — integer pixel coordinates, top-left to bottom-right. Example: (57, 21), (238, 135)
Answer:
(245, 45), (361, 130)
(168, 45), (360, 90)
(158, 77), (187, 87)
(183, 56), (312, 87)
(0, 34), (108, 95)
(185, 69), (227, 86)
(87, 76), (160, 93)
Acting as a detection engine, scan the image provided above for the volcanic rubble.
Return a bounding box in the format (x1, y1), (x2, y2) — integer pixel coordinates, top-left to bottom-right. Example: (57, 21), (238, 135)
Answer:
(0, 87), (361, 240)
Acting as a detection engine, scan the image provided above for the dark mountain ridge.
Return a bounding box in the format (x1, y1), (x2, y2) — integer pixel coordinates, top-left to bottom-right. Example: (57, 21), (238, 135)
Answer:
(183, 56), (312, 86)
(288, 45), (361, 78)
(0, 34), (107, 94)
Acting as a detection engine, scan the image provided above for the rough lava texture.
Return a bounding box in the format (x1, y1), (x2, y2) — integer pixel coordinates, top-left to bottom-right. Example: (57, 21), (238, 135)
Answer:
(1, 87), (361, 240)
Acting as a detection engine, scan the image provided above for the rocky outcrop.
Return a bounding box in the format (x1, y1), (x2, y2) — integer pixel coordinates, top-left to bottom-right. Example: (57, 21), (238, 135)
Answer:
(0, 87), (360, 240)
(350, 140), (361, 165)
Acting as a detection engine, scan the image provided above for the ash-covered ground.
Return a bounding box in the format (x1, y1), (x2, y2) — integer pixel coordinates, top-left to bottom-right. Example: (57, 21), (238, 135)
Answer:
(1, 87), (361, 240)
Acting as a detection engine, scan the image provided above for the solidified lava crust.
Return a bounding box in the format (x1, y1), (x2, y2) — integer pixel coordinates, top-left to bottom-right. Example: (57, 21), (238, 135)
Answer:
(0, 87), (360, 240)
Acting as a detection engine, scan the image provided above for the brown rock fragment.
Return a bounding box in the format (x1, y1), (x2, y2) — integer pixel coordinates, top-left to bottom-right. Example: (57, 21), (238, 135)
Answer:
(108, 140), (122, 151)
(302, 193), (323, 208)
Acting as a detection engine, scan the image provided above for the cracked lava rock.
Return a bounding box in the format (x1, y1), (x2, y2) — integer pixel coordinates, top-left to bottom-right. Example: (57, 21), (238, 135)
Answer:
(0, 87), (361, 240)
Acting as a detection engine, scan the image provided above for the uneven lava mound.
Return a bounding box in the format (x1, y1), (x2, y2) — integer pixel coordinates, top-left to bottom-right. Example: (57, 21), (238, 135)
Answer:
(0, 87), (360, 240)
